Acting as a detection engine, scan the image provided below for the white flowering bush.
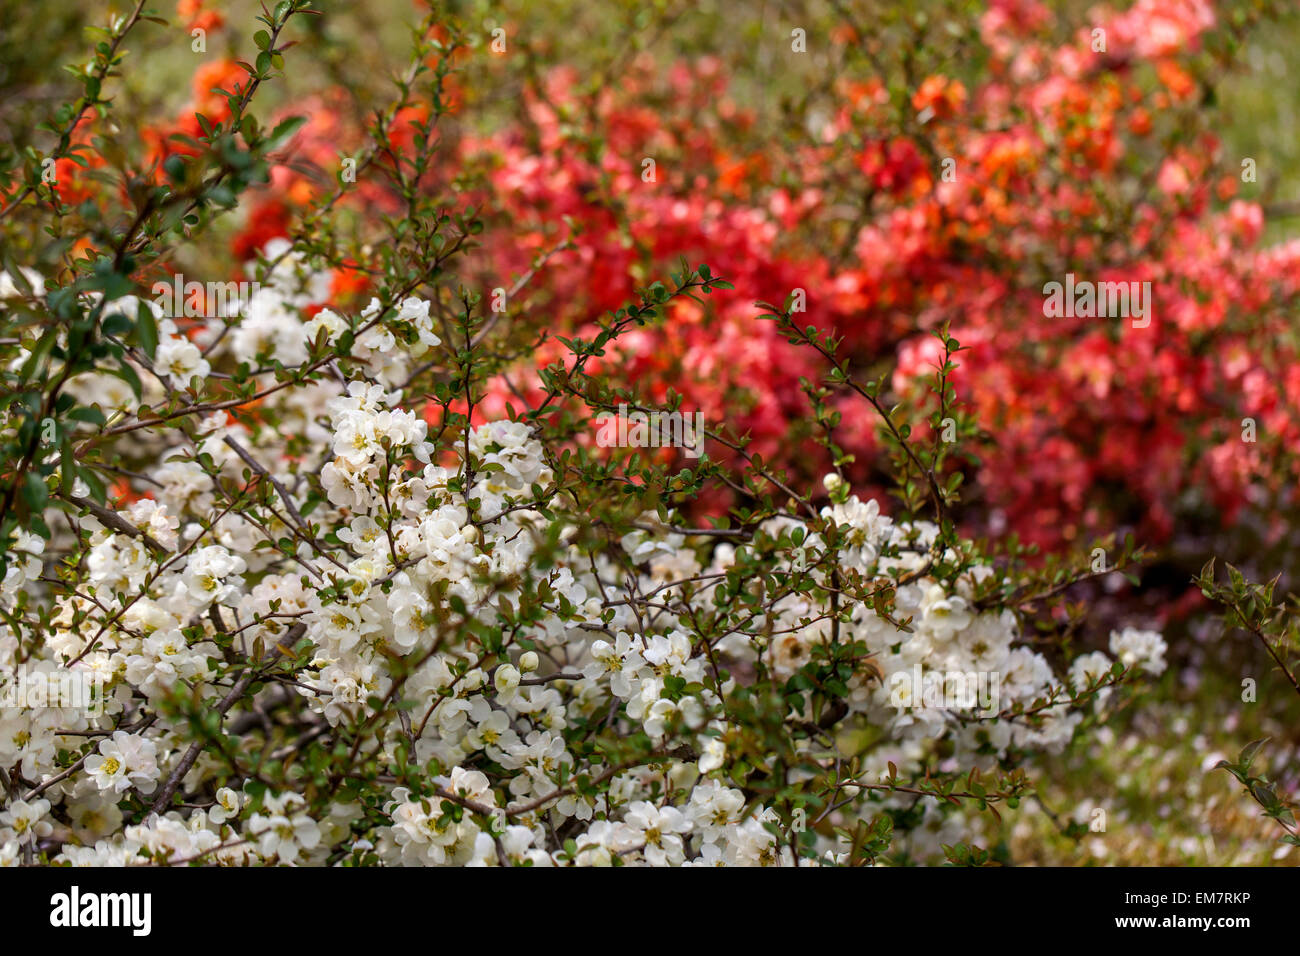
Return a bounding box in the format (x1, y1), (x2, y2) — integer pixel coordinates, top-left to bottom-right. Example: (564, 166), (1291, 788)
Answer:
(0, 250), (1169, 867)
(0, 4), (1171, 867)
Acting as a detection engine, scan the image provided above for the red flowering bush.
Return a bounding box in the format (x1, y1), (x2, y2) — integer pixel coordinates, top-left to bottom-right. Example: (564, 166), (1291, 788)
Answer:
(21, 0), (1299, 566)
(158, 1), (1297, 601)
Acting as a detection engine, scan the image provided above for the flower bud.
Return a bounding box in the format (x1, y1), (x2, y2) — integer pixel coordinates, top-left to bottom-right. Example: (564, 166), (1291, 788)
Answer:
(494, 664), (521, 695)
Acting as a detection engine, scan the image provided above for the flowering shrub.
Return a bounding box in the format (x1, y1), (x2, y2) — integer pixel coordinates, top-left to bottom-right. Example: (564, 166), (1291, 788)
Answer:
(0, 242), (1167, 864)
(453, 0), (1300, 559)
(13, 1), (1300, 565)
(151, 0), (1300, 568)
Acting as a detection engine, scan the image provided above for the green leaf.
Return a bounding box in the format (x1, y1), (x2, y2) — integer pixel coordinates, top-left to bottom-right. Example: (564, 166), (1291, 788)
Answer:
(1239, 737), (1268, 772)
(79, 467), (108, 506)
(135, 300), (159, 359)
(22, 471), (49, 512)
(264, 115), (307, 151)
(67, 406), (106, 426)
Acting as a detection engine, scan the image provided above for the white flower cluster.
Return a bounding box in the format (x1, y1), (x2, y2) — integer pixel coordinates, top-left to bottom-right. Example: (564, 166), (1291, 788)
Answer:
(0, 264), (1165, 867)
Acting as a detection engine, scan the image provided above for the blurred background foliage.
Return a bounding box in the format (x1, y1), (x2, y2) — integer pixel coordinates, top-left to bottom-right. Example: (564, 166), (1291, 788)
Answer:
(4, 0), (1295, 256)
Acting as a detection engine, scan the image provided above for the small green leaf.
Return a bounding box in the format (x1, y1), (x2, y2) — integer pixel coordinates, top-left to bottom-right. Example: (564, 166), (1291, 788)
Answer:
(135, 301), (159, 359)
(22, 472), (49, 512)
(1239, 737), (1269, 772)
